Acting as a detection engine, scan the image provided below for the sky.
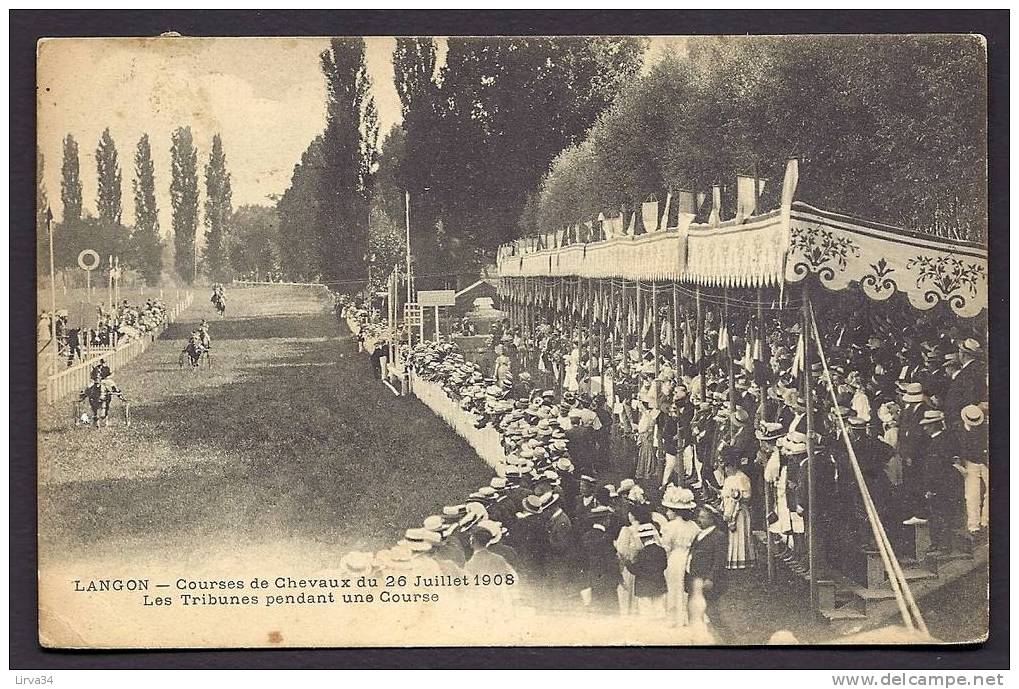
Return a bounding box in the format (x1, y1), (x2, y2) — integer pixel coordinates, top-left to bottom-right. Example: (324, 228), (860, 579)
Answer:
(37, 36), (680, 233)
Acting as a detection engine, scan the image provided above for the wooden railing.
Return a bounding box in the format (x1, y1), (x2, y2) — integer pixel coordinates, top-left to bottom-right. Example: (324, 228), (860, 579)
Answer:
(44, 291), (194, 405)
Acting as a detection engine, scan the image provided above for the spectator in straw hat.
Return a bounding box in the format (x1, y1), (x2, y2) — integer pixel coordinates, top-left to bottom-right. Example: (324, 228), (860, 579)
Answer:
(944, 338), (987, 431)
(958, 405), (988, 534)
(627, 520), (668, 619)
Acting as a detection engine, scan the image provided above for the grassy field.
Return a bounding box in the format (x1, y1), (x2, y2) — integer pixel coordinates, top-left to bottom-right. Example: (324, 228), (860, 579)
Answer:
(38, 285), (495, 569)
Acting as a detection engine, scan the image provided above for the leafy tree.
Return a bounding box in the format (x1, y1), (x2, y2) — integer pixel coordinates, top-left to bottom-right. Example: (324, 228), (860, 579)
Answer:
(534, 35), (987, 242)
(96, 127), (123, 226)
(229, 205), (279, 279)
(366, 199), (406, 295)
(60, 134), (83, 223)
(277, 137), (323, 281)
(170, 126), (200, 283)
(37, 152), (51, 276)
(203, 134), (233, 281)
(316, 37), (378, 284)
(430, 37), (647, 256)
(131, 134), (162, 286)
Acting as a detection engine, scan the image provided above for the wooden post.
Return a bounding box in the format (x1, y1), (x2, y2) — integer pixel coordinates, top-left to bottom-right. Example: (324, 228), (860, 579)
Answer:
(672, 281), (679, 375)
(724, 288), (737, 442)
(756, 286), (774, 584)
(803, 281), (818, 617)
(598, 278), (605, 385)
(695, 285), (704, 395)
(635, 279), (643, 356)
(652, 283), (660, 381)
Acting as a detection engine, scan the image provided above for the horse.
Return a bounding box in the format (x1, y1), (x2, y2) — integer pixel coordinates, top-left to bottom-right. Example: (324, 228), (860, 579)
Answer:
(77, 378), (124, 428)
(179, 338), (212, 369)
(211, 290), (227, 317)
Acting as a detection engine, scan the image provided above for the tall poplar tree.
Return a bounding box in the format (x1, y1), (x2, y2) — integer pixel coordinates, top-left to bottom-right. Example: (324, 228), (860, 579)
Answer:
(95, 127), (123, 226)
(203, 134), (233, 281)
(315, 37), (378, 283)
(60, 134), (83, 223)
(132, 134), (162, 285)
(170, 126), (200, 283)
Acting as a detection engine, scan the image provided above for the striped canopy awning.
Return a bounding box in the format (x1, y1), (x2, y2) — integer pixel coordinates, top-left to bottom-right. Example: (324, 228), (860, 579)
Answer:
(495, 201), (987, 318)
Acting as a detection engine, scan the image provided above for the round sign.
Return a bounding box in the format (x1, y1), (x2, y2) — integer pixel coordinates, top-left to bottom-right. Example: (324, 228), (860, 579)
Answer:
(78, 249), (100, 271)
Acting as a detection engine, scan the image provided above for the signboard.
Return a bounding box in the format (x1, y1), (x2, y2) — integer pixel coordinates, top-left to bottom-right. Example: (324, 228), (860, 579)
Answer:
(417, 289), (456, 307)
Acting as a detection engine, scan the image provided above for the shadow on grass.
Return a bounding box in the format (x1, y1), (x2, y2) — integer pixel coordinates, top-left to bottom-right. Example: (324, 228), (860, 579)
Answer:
(161, 314), (342, 342)
(40, 321), (495, 559)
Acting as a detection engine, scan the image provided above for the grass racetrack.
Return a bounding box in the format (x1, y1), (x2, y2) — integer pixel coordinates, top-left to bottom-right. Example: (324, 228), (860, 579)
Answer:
(38, 285), (495, 570)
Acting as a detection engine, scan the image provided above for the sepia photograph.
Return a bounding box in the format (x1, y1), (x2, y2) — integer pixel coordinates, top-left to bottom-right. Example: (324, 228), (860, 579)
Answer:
(30, 28), (992, 652)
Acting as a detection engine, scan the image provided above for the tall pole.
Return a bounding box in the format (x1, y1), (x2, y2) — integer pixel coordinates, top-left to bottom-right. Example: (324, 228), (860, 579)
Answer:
(724, 288), (737, 443)
(803, 281), (818, 617)
(405, 190), (412, 304)
(757, 286), (774, 584)
(47, 207), (57, 375)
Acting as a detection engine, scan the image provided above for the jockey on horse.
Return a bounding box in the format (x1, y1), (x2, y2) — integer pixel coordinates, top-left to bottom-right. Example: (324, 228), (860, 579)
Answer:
(211, 284), (227, 317)
(198, 319), (212, 350)
(78, 370), (126, 428)
(183, 330), (206, 367)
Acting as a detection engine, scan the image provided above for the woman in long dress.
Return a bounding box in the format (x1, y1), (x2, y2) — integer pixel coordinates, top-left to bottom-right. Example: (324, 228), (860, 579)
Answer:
(634, 401), (659, 480)
(613, 506), (642, 615)
(721, 459), (756, 570)
(659, 486), (701, 626)
(493, 344), (512, 381)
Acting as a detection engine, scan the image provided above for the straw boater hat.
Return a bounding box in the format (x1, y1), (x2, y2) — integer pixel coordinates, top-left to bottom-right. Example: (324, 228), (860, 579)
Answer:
(661, 485), (697, 511)
(521, 492), (558, 515)
(756, 421), (784, 442)
(339, 551), (375, 575)
(398, 528), (435, 552)
(919, 409), (946, 426)
(476, 519), (507, 544)
(636, 523), (660, 545)
(901, 382), (925, 404)
(958, 338), (981, 355)
(961, 404), (984, 428)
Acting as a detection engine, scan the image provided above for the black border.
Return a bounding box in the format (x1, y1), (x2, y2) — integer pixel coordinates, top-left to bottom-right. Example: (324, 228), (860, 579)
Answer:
(10, 9), (1010, 670)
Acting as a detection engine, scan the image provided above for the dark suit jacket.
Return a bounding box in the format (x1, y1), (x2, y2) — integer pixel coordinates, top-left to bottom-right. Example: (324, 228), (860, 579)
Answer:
(944, 362), (987, 430)
(685, 526), (728, 599)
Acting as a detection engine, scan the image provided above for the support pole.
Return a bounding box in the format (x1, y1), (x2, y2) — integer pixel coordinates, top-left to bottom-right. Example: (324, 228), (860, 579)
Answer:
(405, 190), (412, 304)
(757, 286), (774, 584)
(47, 208), (57, 377)
(803, 281), (818, 617)
(695, 286), (704, 395)
(672, 281), (679, 375)
(434, 305), (440, 342)
(635, 279), (643, 356)
(598, 279), (605, 385)
(725, 288), (737, 443)
(652, 283), (660, 380)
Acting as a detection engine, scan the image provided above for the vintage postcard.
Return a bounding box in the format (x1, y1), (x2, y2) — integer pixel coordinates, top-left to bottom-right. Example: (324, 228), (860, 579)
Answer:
(36, 33), (988, 648)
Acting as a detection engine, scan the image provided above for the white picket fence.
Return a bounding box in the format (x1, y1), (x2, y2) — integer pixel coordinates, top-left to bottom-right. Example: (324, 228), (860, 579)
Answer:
(233, 280), (329, 288)
(44, 291), (194, 405)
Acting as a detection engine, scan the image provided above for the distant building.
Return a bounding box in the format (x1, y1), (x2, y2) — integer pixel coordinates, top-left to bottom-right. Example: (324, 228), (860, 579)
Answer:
(454, 279), (500, 316)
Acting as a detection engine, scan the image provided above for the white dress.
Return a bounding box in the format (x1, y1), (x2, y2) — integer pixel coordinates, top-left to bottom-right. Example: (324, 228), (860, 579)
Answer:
(661, 517), (701, 626)
(722, 471), (756, 569)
